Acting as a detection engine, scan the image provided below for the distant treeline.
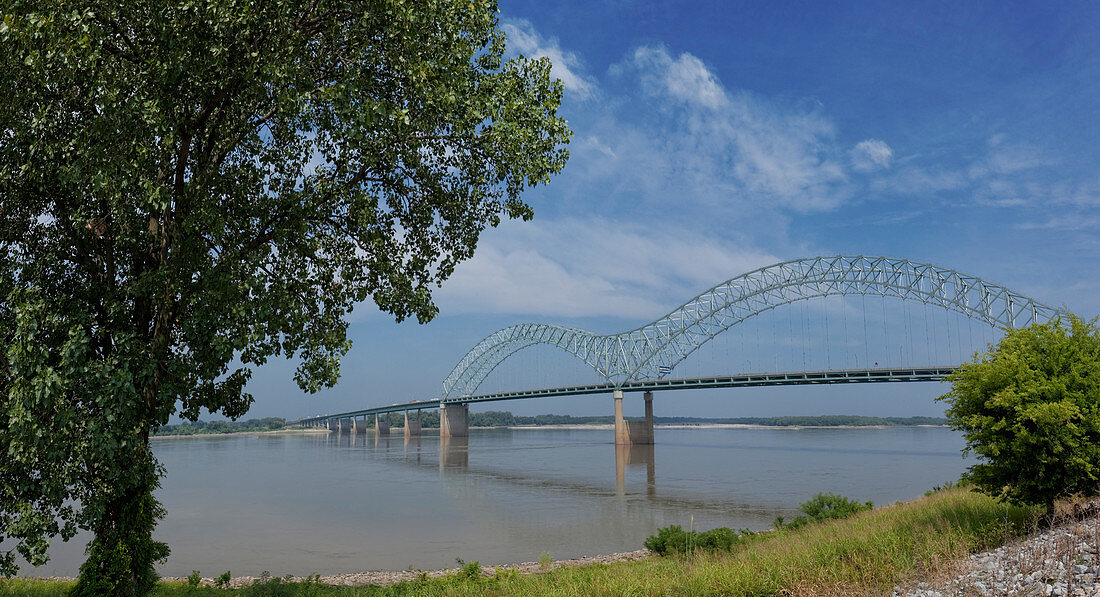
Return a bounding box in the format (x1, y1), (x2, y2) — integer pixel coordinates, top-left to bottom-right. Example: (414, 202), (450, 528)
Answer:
(156, 412), (948, 436)
(656, 415), (948, 427)
(155, 417), (288, 436)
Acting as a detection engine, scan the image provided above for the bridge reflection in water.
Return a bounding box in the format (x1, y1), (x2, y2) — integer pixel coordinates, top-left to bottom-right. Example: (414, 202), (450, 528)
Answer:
(615, 443), (655, 497)
(317, 429), (660, 499)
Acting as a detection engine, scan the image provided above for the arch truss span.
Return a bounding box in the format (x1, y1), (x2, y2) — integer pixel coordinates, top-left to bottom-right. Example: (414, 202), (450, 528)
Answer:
(441, 255), (1064, 398)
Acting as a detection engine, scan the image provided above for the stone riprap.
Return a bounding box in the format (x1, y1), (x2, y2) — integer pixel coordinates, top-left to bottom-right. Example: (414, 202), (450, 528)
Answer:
(895, 506), (1100, 597)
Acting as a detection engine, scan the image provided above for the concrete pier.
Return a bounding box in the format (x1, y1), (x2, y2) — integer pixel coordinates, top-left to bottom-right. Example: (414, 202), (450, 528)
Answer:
(613, 390), (654, 445)
(404, 411), (422, 438)
(353, 416), (369, 435)
(375, 413), (390, 436)
(439, 403), (469, 438)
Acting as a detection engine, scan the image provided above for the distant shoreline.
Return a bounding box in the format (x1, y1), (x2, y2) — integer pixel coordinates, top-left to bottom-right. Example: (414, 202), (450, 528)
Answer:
(500, 423), (950, 430)
(151, 428), (329, 440)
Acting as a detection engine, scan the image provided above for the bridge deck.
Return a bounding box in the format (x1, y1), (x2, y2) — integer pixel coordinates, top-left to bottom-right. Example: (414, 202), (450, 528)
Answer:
(297, 366), (956, 425)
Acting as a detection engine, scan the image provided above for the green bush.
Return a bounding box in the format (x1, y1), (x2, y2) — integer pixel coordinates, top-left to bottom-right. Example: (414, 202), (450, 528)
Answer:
(938, 314), (1100, 510)
(775, 492), (874, 529)
(644, 525), (751, 555)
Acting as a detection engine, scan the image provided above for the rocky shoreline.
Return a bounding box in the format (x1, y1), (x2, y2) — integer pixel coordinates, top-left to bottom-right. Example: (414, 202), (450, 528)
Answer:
(896, 500), (1100, 597)
(156, 549), (653, 589)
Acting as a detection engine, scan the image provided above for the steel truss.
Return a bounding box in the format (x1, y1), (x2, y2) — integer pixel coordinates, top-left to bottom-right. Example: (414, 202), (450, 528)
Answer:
(442, 256), (1063, 397)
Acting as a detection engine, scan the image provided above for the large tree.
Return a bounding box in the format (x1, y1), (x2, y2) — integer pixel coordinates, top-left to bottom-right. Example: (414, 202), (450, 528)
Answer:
(938, 315), (1100, 510)
(0, 0), (570, 593)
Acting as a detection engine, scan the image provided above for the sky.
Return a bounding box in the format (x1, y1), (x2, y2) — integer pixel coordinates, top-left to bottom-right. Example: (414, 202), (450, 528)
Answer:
(244, 0), (1100, 422)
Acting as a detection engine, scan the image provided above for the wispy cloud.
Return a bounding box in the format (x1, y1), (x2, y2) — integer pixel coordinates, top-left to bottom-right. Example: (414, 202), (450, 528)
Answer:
(435, 218), (778, 319)
(631, 46), (728, 109)
(585, 45), (857, 213)
(851, 139), (894, 172)
(502, 19), (597, 101)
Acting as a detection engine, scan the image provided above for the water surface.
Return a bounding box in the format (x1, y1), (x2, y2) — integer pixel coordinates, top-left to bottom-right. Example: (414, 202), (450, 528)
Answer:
(21, 426), (970, 577)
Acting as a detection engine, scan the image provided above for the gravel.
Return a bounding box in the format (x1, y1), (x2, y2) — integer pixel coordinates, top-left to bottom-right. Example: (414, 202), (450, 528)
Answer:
(160, 548), (654, 589)
(894, 506), (1100, 597)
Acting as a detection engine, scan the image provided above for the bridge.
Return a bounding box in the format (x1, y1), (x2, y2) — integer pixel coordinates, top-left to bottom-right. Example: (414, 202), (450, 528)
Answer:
(297, 255), (1062, 444)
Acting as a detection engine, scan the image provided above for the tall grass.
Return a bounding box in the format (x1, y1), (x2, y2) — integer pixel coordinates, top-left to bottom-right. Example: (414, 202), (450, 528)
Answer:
(0, 486), (1041, 597)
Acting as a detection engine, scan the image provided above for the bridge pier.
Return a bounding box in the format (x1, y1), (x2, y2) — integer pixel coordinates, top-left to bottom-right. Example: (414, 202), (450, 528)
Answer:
(440, 403), (468, 439)
(353, 416), (369, 435)
(614, 390), (654, 445)
(404, 410), (422, 438)
(375, 413), (390, 436)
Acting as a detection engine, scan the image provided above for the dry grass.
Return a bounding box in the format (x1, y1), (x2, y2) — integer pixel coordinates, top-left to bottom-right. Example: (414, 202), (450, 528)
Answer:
(916, 494), (1100, 597)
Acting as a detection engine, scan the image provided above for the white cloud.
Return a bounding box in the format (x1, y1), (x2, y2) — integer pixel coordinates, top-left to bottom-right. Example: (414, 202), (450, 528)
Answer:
(502, 20), (597, 101)
(851, 139), (893, 172)
(435, 218), (779, 319)
(595, 46), (853, 213)
(631, 46), (728, 109)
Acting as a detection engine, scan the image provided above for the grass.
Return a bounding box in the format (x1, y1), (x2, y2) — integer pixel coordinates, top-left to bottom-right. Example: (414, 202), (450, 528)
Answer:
(0, 486), (1042, 597)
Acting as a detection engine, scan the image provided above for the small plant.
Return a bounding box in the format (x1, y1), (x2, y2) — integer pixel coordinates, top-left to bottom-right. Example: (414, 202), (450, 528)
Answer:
(459, 560), (482, 581)
(215, 570), (231, 588)
(538, 551), (553, 570)
(247, 571), (300, 597)
(186, 571), (202, 587)
(925, 480), (958, 496)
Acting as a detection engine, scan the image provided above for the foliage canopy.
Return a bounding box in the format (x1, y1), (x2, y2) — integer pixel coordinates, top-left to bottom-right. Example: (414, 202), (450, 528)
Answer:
(938, 315), (1100, 509)
(0, 0), (570, 591)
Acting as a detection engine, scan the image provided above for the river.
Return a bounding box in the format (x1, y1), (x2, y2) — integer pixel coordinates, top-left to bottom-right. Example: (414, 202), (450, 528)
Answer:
(19, 426), (971, 578)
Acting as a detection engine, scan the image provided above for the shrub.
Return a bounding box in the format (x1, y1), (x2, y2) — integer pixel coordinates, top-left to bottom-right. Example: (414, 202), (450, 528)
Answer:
(458, 561), (481, 581)
(938, 314), (1100, 510)
(644, 525), (751, 555)
(776, 492), (874, 529)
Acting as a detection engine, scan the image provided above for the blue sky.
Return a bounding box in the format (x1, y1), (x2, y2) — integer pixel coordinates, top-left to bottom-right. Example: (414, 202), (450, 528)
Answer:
(244, 1), (1100, 422)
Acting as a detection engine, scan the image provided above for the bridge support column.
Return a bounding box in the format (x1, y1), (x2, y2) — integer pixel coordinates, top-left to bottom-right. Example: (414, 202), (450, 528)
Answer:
(404, 410), (422, 438)
(353, 416), (368, 435)
(440, 403), (468, 439)
(614, 390), (654, 445)
(375, 414), (390, 436)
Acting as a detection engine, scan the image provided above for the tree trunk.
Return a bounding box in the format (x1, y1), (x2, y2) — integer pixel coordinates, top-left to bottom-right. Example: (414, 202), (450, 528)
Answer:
(71, 441), (168, 597)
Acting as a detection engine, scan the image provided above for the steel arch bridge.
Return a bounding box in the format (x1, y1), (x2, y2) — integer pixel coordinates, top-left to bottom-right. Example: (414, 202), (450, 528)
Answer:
(442, 255), (1063, 397)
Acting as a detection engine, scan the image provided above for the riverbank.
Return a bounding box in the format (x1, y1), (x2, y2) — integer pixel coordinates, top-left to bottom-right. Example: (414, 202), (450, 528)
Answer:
(10, 487), (1091, 596)
(151, 428), (329, 440)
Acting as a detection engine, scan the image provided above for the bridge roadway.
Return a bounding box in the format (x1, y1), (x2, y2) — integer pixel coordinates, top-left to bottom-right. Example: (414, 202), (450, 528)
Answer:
(296, 366), (956, 426)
